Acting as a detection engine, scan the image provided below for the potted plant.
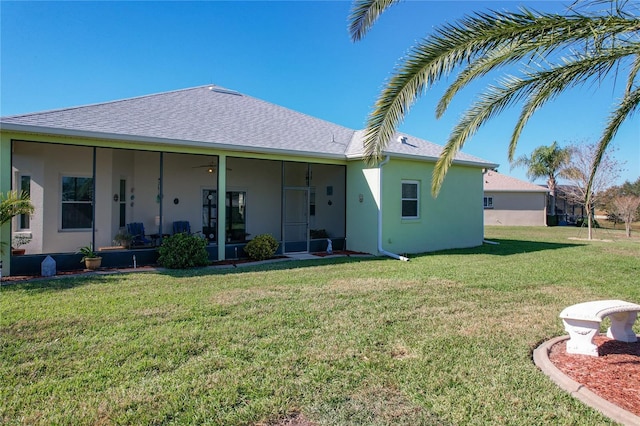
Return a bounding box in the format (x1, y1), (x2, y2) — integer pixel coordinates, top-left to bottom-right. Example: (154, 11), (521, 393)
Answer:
(77, 244), (102, 270)
(113, 230), (133, 249)
(11, 234), (32, 255)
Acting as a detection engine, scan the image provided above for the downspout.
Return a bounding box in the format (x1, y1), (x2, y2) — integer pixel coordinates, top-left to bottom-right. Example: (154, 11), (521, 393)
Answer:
(377, 156), (409, 261)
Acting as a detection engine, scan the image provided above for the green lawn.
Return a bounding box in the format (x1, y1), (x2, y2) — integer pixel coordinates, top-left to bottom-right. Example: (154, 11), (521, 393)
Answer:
(2, 226), (638, 425)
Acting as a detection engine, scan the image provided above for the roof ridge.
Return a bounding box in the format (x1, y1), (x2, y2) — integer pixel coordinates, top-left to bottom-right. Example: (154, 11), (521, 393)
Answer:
(1, 85), (214, 119)
(484, 171), (548, 192)
(236, 90), (355, 134)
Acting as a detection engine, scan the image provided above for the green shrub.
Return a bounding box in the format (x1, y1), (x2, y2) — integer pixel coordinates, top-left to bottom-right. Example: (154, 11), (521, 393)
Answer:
(310, 229), (329, 239)
(244, 234), (279, 261)
(158, 233), (209, 269)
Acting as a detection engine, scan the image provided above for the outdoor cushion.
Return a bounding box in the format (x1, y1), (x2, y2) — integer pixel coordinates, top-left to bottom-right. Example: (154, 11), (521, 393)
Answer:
(173, 221), (191, 234)
(126, 222), (152, 246)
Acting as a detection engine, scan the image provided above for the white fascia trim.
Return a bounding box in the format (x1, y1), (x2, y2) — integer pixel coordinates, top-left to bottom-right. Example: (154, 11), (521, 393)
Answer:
(344, 150), (498, 170)
(0, 123), (347, 161)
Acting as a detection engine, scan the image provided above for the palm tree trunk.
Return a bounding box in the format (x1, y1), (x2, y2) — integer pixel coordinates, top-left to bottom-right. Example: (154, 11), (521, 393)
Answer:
(547, 178), (557, 226)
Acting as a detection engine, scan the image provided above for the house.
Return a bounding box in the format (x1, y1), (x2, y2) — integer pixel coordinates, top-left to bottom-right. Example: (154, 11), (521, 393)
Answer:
(1, 85), (497, 276)
(483, 171), (549, 226)
(554, 185), (586, 225)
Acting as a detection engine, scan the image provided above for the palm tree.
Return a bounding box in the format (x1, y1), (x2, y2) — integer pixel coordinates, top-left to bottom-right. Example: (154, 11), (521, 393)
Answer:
(349, 0), (639, 199)
(511, 142), (572, 223)
(1, 190), (35, 254)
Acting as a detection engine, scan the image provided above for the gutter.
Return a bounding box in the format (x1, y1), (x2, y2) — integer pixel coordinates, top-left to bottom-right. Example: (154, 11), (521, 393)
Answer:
(0, 123), (348, 161)
(377, 156), (410, 261)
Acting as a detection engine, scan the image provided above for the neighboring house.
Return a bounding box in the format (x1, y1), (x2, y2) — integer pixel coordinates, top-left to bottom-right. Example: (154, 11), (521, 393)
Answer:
(554, 185), (586, 225)
(483, 171), (549, 226)
(0, 85), (497, 276)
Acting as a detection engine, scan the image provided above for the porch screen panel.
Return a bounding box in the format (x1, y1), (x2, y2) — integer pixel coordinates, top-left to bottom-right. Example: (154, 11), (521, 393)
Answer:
(202, 189), (217, 242)
(283, 188), (309, 252)
(284, 162), (309, 187)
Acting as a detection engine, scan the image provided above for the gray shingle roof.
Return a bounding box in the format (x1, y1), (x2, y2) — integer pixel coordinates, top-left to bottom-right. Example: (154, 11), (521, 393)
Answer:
(346, 130), (494, 167)
(483, 171), (549, 192)
(1, 85), (497, 166)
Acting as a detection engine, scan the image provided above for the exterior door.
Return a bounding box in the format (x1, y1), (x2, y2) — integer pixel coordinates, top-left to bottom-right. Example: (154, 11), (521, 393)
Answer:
(283, 188), (309, 253)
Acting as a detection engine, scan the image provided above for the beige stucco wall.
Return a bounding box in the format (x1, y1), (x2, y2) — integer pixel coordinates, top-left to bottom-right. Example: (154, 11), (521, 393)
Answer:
(484, 191), (547, 226)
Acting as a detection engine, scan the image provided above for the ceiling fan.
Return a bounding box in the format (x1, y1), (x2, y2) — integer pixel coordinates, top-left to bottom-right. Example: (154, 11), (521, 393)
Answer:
(192, 163), (232, 173)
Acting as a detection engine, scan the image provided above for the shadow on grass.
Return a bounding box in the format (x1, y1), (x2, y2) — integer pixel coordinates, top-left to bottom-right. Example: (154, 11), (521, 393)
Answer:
(1, 239), (585, 291)
(411, 238), (585, 259)
(0, 255), (380, 292)
(0, 274), (117, 293)
(155, 255), (380, 279)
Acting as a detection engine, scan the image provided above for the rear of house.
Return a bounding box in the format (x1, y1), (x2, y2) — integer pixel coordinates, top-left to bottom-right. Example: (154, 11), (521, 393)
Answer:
(1, 85), (497, 276)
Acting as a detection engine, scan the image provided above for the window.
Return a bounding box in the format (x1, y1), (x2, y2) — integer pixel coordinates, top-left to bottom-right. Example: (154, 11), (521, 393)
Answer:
(119, 179), (126, 227)
(401, 181), (419, 219)
(61, 176), (94, 229)
(484, 196), (493, 209)
(19, 175), (31, 229)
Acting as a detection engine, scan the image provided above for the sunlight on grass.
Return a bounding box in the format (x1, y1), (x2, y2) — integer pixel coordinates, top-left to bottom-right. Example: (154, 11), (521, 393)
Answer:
(1, 226), (637, 424)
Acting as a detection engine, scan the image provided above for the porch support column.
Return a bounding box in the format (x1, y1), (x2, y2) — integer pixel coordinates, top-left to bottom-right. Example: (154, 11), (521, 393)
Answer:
(0, 136), (11, 276)
(217, 155), (226, 261)
(158, 152), (164, 236)
(91, 147), (97, 252)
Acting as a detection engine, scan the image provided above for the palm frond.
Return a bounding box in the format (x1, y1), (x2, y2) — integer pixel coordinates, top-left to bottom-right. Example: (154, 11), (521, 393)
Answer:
(436, 10), (638, 117)
(433, 31), (638, 194)
(626, 51), (640, 95)
(358, 2), (639, 192)
(506, 44), (637, 160)
(349, 0), (399, 42)
(432, 72), (558, 195)
(588, 85), (640, 196)
(0, 190), (35, 226)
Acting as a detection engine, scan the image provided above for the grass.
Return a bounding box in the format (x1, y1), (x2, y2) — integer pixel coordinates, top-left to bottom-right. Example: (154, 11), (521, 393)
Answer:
(1, 226), (638, 425)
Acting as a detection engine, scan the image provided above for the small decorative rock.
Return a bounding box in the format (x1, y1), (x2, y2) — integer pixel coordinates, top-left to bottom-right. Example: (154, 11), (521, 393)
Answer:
(41, 255), (56, 277)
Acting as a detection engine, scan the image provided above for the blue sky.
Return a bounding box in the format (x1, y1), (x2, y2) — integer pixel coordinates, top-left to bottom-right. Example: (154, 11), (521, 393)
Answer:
(1, 0), (638, 185)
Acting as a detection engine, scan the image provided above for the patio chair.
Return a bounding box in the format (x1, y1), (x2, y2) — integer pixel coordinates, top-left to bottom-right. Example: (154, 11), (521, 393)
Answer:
(126, 222), (152, 247)
(172, 221), (191, 235)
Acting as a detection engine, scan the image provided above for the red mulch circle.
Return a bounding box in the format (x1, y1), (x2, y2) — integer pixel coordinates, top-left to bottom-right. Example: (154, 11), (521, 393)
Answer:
(548, 335), (640, 416)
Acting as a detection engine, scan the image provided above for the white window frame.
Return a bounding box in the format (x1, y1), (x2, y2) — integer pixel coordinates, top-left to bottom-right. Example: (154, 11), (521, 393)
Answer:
(401, 180), (420, 219)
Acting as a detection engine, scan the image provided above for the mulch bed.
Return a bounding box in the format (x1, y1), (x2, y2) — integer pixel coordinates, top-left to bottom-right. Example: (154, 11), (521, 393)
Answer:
(1, 252), (371, 283)
(548, 335), (640, 416)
